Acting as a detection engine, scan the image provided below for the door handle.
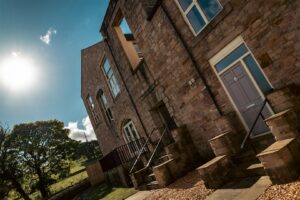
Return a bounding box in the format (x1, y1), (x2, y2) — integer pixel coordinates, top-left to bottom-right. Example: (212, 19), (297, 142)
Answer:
(246, 103), (255, 109)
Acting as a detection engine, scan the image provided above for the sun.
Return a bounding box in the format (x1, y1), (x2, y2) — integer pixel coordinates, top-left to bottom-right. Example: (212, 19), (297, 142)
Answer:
(0, 53), (38, 92)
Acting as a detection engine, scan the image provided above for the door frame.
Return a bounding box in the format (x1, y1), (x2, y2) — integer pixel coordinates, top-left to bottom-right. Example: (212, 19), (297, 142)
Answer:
(209, 36), (273, 138)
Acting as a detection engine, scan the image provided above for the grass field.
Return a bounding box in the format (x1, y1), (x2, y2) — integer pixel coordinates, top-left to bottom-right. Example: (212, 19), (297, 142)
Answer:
(8, 159), (87, 199)
(76, 183), (137, 200)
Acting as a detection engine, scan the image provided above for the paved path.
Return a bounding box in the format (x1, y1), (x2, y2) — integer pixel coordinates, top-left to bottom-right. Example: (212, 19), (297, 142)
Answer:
(125, 190), (155, 200)
(206, 176), (272, 200)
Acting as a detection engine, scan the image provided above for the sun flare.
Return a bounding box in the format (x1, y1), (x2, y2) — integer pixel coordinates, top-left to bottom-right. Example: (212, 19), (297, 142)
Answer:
(0, 53), (38, 92)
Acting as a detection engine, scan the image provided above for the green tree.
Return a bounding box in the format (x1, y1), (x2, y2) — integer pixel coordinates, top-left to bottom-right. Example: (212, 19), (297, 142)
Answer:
(0, 124), (31, 200)
(11, 120), (79, 199)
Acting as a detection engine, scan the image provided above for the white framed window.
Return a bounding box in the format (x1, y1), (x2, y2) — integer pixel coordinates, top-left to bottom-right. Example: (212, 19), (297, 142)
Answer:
(101, 57), (120, 97)
(122, 120), (142, 156)
(97, 89), (114, 124)
(176, 0), (222, 35)
(86, 95), (100, 125)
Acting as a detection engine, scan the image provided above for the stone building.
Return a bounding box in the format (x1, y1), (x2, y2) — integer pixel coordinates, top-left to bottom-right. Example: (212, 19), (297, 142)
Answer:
(82, 0), (300, 189)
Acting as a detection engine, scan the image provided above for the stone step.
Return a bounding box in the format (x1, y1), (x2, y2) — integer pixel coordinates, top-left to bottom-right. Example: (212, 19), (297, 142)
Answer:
(145, 173), (156, 183)
(228, 162), (265, 179)
(157, 154), (169, 163)
(146, 181), (160, 190)
(246, 163), (266, 177)
(152, 153), (170, 166)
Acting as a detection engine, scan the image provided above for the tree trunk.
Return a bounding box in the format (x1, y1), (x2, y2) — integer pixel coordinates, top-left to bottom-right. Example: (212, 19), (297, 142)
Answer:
(11, 178), (31, 200)
(36, 168), (49, 199)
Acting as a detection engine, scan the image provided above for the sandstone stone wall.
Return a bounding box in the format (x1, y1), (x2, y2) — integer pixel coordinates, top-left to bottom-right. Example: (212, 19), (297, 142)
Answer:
(82, 0), (300, 159)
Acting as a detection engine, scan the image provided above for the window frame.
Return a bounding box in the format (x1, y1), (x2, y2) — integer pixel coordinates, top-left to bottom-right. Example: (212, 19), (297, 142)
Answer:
(100, 56), (120, 98)
(175, 0), (223, 36)
(86, 95), (100, 125)
(97, 89), (114, 124)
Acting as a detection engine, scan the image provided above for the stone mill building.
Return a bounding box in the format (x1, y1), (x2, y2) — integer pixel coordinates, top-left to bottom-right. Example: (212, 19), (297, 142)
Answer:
(81, 0), (300, 189)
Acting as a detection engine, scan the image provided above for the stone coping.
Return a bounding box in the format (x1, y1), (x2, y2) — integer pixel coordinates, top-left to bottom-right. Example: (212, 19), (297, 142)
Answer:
(265, 109), (290, 121)
(197, 155), (226, 169)
(257, 138), (294, 157)
(209, 132), (231, 142)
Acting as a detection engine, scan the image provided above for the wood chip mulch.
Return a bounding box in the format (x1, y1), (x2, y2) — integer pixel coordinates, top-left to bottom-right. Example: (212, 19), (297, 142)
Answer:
(257, 179), (300, 200)
(145, 170), (214, 200)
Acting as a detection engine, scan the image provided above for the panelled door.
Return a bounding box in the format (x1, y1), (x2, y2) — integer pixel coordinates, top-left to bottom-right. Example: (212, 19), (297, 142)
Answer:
(220, 62), (271, 136)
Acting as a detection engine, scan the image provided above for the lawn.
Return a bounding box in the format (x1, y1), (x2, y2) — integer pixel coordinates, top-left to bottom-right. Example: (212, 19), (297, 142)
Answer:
(76, 183), (137, 200)
(49, 171), (88, 194)
(7, 159), (88, 199)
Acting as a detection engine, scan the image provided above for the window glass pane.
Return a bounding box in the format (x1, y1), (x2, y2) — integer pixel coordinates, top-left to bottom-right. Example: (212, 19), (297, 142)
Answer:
(107, 108), (113, 120)
(187, 6), (206, 33)
(103, 59), (111, 73)
(197, 0), (222, 21)
(107, 68), (113, 78)
(100, 93), (108, 106)
(215, 44), (248, 72)
(111, 76), (120, 96)
(178, 0), (193, 11)
(129, 123), (138, 140)
(120, 18), (132, 34)
(243, 55), (272, 94)
(88, 96), (94, 109)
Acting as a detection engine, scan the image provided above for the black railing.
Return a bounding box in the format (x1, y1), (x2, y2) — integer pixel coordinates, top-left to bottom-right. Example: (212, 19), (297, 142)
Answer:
(129, 127), (161, 174)
(241, 99), (269, 151)
(129, 118), (175, 174)
(146, 125), (170, 168)
(100, 137), (148, 172)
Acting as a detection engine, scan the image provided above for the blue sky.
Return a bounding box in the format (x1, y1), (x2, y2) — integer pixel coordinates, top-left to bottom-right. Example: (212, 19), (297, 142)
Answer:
(0, 0), (109, 134)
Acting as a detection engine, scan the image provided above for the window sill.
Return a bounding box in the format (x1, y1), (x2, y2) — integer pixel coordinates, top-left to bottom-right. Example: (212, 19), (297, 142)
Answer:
(191, 1), (233, 48)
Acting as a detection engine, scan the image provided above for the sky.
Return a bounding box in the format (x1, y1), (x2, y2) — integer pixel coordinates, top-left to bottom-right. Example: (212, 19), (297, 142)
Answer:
(0, 0), (110, 141)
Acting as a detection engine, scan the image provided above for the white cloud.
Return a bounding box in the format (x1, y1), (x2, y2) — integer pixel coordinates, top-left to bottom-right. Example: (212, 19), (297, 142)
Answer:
(40, 27), (57, 45)
(66, 116), (97, 142)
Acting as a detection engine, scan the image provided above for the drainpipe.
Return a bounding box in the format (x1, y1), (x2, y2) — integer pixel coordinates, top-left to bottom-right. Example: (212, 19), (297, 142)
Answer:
(104, 38), (149, 137)
(159, 1), (223, 116)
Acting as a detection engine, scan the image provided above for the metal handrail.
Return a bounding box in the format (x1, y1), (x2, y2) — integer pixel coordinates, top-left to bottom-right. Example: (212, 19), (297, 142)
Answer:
(241, 99), (268, 149)
(146, 125), (169, 168)
(129, 116), (175, 174)
(129, 126), (161, 174)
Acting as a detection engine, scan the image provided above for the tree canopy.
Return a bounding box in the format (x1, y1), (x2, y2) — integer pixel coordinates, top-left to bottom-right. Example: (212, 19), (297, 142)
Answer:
(0, 120), (90, 199)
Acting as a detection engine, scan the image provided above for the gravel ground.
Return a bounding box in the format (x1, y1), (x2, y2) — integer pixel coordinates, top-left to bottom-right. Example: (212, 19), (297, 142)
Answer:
(257, 179), (300, 200)
(145, 170), (214, 200)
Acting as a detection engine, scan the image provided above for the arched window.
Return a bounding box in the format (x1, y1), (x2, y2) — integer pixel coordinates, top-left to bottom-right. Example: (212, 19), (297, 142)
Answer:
(97, 89), (113, 124)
